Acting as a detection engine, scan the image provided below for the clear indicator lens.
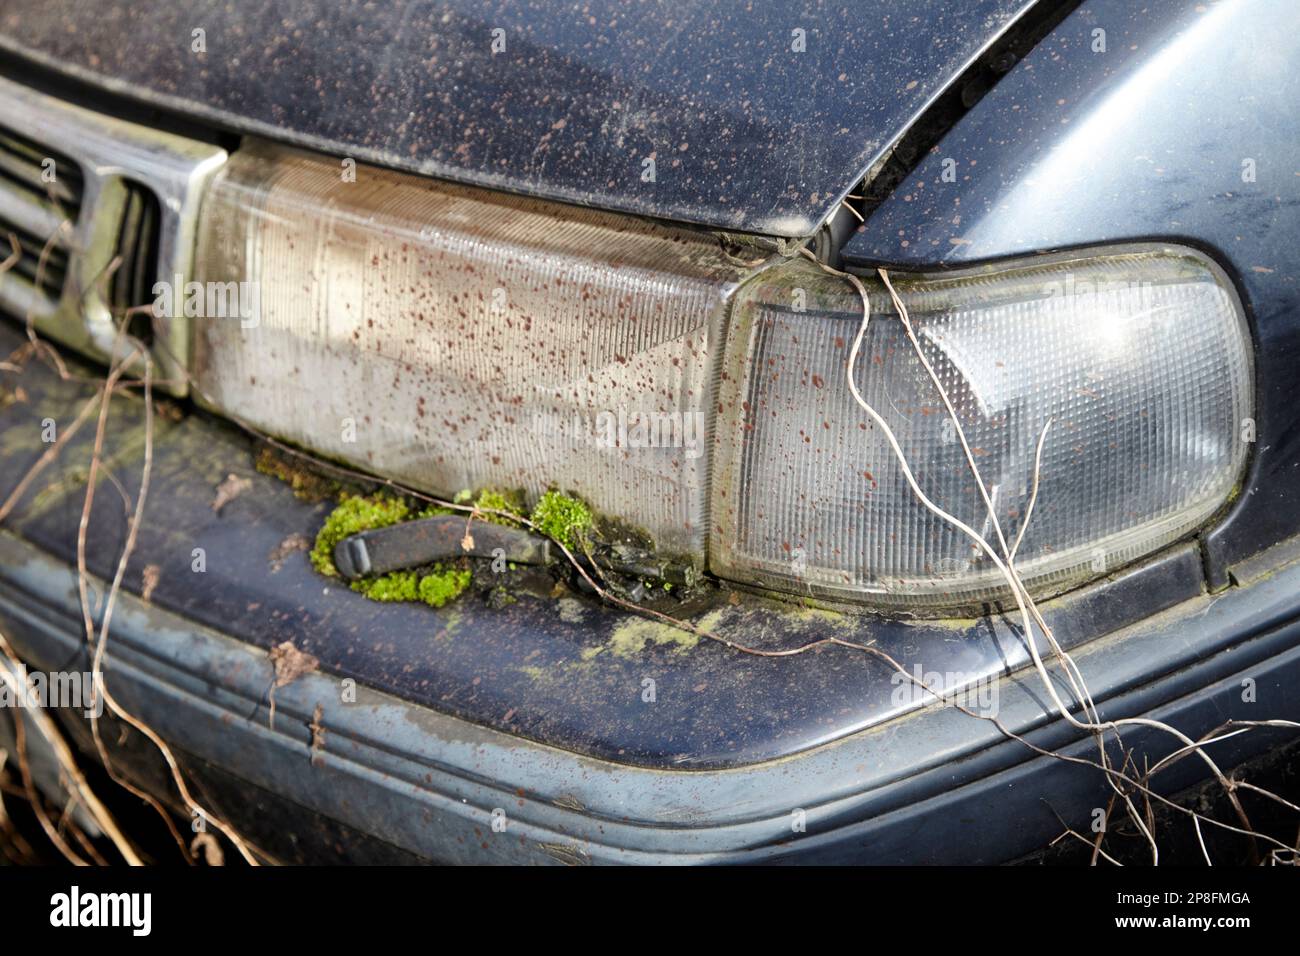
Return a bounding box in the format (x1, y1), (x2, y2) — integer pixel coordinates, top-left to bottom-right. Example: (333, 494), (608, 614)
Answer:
(711, 251), (1253, 606)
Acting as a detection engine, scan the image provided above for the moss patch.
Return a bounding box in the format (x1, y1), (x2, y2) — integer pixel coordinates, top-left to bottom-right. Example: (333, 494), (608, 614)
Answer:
(417, 567), (472, 607)
(311, 494), (411, 577)
(351, 570), (419, 602)
(530, 490), (594, 550)
(473, 488), (526, 528)
(349, 566), (471, 607)
(581, 618), (699, 660)
(256, 446), (342, 502)
(309, 493), (477, 609)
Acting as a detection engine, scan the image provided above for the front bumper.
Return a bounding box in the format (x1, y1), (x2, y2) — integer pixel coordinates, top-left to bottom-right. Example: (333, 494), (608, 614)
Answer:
(4, 526), (1300, 864)
(2, 360), (1299, 863)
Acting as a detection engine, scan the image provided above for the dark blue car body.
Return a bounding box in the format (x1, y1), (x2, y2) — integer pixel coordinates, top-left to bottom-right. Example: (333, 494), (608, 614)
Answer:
(0, 0), (1297, 863)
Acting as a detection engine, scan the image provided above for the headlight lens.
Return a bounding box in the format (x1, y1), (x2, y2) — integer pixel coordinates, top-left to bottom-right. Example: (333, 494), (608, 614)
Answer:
(192, 142), (745, 557)
(710, 250), (1252, 607)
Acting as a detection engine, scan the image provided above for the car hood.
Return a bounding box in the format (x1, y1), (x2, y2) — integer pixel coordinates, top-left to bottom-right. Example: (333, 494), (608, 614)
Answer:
(0, 0), (1036, 237)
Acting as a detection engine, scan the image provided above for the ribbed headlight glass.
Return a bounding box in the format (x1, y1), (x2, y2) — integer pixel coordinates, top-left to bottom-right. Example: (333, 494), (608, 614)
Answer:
(711, 249), (1252, 607)
(192, 142), (745, 557)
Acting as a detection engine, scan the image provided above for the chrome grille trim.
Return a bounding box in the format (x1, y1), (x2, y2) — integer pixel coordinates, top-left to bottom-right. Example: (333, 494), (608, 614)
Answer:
(0, 75), (226, 394)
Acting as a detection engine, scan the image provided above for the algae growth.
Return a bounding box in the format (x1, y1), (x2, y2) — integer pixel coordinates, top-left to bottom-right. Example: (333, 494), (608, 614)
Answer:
(580, 617), (700, 660)
(255, 446), (342, 502)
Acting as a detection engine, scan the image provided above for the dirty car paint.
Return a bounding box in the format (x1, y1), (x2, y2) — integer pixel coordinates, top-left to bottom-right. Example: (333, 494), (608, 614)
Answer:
(0, 0), (1036, 236)
(0, 321), (1207, 770)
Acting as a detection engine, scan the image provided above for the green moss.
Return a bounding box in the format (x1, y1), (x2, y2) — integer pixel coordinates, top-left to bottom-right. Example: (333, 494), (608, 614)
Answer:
(311, 494), (411, 576)
(310, 492), (474, 609)
(474, 489), (526, 528)
(347, 565), (470, 607)
(417, 567), (472, 607)
(530, 490), (594, 550)
(351, 570), (419, 602)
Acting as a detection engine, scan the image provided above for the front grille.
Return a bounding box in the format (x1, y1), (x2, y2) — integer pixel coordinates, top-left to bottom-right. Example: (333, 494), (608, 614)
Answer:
(0, 216), (70, 295)
(0, 73), (227, 396)
(0, 125), (82, 299)
(0, 125), (84, 209)
(110, 181), (161, 338)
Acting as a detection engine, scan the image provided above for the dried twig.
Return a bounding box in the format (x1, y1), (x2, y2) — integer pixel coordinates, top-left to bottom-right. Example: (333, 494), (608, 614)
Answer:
(0, 634), (141, 863)
(3, 244), (261, 865)
(77, 345), (260, 865)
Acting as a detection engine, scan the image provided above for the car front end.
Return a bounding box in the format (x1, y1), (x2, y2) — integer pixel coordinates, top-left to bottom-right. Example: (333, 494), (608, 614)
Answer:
(1, 0), (1298, 867)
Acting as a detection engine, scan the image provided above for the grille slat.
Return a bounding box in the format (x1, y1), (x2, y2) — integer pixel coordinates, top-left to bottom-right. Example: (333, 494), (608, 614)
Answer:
(110, 182), (161, 336)
(0, 127), (83, 208)
(0, 124), (83, 303)
(0, 177), (68, 245)
(0, 216), (69, 295)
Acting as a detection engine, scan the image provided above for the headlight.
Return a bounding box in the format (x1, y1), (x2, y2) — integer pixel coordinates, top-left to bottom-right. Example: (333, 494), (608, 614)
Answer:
(191, 141), (746, 558)
(192, 141), (1252, 610)
(710, 249), (1253, 607)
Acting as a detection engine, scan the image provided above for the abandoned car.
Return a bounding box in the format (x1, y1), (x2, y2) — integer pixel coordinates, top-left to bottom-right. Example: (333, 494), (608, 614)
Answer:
(0, 0), (1298, 864)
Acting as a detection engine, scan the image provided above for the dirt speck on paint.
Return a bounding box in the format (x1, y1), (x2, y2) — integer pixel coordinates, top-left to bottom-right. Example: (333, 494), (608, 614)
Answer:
(267, 640), (320, 729)
(211, 473), (252, 514)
